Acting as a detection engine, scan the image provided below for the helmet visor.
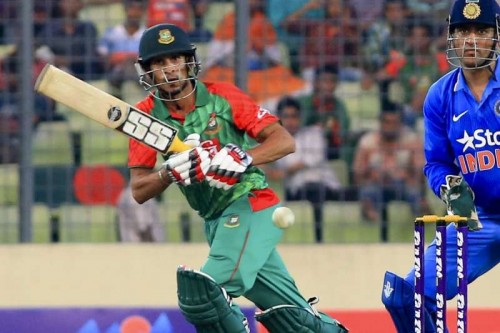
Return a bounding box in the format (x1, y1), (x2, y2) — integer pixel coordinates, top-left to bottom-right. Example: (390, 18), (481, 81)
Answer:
(446, 25), (500, 68)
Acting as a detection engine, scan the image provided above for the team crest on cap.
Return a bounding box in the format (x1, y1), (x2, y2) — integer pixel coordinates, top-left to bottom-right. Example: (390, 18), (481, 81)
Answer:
(158, 29), (175, 44)
(463, 2), (481, 20)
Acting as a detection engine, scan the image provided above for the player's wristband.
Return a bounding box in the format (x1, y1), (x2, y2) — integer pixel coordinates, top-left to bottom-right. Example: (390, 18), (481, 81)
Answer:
(158, 170), (169, 185)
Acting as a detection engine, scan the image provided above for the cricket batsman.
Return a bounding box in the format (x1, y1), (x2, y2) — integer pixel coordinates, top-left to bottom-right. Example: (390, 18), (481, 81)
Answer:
(127, 23), (348, 332)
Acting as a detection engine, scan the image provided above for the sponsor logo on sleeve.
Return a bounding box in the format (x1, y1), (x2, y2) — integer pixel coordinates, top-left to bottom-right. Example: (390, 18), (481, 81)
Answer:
(257, 107), (270, 119)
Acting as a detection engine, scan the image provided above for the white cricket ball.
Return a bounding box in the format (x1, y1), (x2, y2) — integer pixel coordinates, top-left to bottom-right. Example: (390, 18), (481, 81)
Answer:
(272, 206), (295, 229)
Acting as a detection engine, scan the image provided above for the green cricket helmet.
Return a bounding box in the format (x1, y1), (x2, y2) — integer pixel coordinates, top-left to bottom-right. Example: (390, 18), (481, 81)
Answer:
(138, 24), (197, 65)
(446, 0), (500, 69)
(136, 24), (201, 101)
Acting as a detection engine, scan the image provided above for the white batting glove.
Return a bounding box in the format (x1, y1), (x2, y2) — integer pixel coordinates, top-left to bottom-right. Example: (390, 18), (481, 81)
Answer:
(163, 147), (210, 186)
(183, 133), (201, 147)
(206, 144), (253, 190)
(162, 133), (207, 186)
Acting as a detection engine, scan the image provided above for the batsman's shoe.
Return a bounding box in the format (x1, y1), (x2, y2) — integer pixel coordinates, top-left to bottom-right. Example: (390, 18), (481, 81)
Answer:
(255, 297), (348, 333)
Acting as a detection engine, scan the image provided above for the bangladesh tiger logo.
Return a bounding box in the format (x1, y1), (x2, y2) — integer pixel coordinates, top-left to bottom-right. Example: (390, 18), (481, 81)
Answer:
(224, 215), (240, 228)
(204, 112), (223, 135)
(158, 29), (175, 44)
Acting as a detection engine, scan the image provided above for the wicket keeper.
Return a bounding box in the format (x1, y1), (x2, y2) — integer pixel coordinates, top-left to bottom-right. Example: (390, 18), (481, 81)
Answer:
(382, 0), (500, 331)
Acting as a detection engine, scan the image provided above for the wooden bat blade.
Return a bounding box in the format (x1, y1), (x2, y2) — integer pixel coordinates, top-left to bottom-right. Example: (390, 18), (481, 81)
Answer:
(34, 64), (191, 154)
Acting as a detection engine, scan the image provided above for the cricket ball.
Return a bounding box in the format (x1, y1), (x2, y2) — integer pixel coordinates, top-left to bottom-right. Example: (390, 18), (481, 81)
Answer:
(272, 206), (295, 229)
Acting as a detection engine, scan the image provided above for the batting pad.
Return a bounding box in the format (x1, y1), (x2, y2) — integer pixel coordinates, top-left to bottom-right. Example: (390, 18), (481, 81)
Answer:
(255, 305), (349, 333)
(177, 267), (249, 333)
(381, 271), (436, 333)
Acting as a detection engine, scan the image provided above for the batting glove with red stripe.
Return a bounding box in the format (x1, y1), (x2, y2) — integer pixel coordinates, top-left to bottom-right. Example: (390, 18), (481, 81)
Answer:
(163, 147), (211, 186)
(206, 144), (253, 190)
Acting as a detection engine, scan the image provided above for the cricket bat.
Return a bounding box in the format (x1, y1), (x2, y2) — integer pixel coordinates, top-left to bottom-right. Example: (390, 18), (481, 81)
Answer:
(34, 64), (192, 154)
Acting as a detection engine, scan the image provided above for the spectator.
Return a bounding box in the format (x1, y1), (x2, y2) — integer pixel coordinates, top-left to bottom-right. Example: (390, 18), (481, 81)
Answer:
(189, 0), (213, 43)
(0, 46), (63, 163)
(116, 184), (165, 242)
(147, 0), (191, 30)
(283, 0), (360, 82)
(201, 0), (306, 103)
(352, 104), (428, 223)
(361, 0), (409, 104)
(146, 0), (212, 42)
(362, 0), (409, 73)
(265, 96), (355, 243)
(406, 0), (450, 33)
(349, 0), (385, 31)
(297, 65), (351, 160)
(267, 0), (325, 75)
(98, 0), (146, 99)
(37, 0), (105, 80)
(1, 1), (59, 44)
(0, 2), (16, 44)
(387, 20), (450, 128)
(203, 0), (281, 71)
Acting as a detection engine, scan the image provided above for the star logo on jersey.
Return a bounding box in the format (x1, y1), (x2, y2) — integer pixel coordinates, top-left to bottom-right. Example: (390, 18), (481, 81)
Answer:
(457, 130), (475, 152)
(224, 214), (240, 228)
(383, 281), (394, 298)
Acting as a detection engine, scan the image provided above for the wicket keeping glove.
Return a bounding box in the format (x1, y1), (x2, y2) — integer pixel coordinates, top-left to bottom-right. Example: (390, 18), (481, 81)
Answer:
(206, 144), (253, 190)
(163, 134), (210, 186)
(440, 175), (482, 231)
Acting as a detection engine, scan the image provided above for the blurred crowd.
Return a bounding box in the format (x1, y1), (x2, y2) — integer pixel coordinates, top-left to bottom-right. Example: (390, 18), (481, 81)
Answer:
(0, 0), (450, 242)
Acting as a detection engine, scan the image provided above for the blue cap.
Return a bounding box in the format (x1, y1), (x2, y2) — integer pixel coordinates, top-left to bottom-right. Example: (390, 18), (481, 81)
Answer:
(449, 0), (500, 29)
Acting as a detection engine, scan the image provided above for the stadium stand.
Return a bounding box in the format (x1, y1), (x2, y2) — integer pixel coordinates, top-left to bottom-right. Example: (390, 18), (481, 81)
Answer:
(0, 204), (51, 243)
(0, 163), (18, 205)
(32, 122), (74, 166)
(281, 200), (315, 243)
(58, 203), (118, 242)
(322, 202), (380, 243)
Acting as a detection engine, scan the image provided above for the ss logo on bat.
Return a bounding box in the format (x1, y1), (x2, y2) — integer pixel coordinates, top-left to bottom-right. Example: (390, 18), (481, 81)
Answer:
(121, 108), (175, 152)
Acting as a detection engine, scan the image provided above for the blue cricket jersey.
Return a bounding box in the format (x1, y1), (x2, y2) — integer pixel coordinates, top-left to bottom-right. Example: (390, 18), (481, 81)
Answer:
(423, 59), (500, 214)
(399, 59), (500, 333)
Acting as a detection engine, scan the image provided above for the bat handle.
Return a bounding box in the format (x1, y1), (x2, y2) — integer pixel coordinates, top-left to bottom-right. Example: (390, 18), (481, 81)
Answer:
(169, 137), (196, 153)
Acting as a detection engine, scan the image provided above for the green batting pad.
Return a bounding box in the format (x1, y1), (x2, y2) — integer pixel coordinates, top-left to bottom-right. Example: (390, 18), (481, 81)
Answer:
(177, 267), (249, 333)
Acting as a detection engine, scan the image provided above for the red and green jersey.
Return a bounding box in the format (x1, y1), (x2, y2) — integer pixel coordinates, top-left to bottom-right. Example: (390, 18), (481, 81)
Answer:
(128, 81), (280, 219)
